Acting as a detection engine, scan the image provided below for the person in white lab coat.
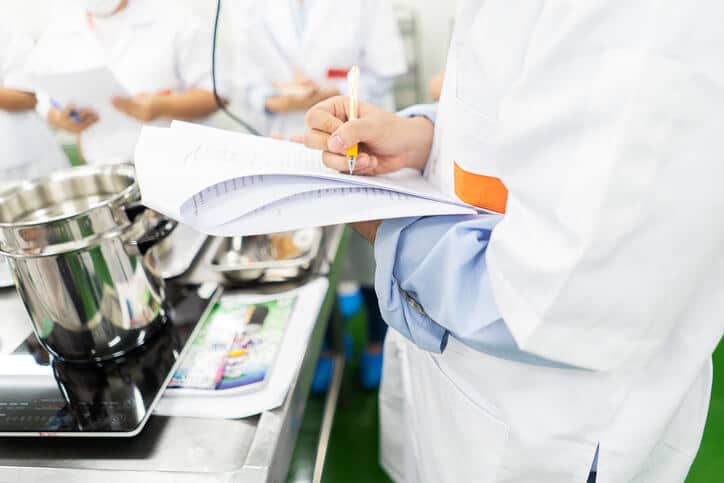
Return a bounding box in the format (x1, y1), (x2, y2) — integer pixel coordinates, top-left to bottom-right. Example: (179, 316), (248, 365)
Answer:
(304, 1), (724, 482)
(231, 0), (407, 138)
(232, 0), (407, 389)
(0, 22), (68, 190)
(23, 0), (220, 165)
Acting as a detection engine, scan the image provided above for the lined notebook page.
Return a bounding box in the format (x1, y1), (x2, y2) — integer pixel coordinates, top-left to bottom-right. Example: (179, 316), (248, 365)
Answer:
(180, 175), (350, 227)
(205, 187), (475, 237)
(134, 123), (480, 237)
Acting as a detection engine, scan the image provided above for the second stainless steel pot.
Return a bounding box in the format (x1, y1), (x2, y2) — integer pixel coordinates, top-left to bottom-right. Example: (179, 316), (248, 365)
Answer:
(0, 164), (176, 363)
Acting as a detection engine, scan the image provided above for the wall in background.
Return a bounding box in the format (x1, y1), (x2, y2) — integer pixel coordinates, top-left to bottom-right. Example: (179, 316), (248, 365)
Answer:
(394, 0), (455, 101)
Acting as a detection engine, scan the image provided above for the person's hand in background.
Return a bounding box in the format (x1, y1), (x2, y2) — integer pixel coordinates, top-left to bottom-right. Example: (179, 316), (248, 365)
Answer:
(112, 93), (163, 122)
(113, 89), (219, 122)
(266, 80), (339, 113)
(0, 88), (37, 112)
(266, 69), (339, 113)
(303, 95), (433, 176)
(48, 104), (98, 133)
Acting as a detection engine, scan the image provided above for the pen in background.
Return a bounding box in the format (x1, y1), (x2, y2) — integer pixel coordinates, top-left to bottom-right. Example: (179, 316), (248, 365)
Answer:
(347, 65), (360, 175)
(50, 99), (82, 123)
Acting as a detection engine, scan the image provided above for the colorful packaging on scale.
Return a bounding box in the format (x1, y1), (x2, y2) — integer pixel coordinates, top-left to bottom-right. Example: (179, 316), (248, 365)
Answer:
(168, 294), (296, 391)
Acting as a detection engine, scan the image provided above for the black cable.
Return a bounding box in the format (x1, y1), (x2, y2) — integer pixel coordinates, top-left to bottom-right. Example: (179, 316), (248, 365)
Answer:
(212, 0), (261, 136)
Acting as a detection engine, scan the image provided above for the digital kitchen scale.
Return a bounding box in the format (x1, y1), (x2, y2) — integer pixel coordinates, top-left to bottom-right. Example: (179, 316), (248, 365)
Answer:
(0, 282), (221, 437)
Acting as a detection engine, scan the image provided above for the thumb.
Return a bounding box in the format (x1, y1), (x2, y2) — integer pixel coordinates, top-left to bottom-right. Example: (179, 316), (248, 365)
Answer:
(327, 118), (379, 154)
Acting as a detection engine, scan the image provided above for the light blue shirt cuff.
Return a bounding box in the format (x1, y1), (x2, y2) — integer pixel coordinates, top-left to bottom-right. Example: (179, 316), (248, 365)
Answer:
(374, 214), (504, 353)
(374, 215), (587, 369)
(397, 103), (438, 124)
(375, 217), (449, 352)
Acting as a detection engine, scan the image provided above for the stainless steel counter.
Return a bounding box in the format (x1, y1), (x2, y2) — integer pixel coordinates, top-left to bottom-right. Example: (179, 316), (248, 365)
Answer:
(0, 225), (348, 483)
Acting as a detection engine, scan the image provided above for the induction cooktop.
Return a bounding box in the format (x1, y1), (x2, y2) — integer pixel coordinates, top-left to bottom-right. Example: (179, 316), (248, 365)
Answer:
(0, 282), (221, 437)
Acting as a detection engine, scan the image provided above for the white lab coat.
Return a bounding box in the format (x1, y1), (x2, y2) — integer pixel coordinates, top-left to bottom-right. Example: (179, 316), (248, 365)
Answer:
(380, 1), (724, 482)
(22, 0), (215, 165)
(0, 23), (67, 190)
(231, 0), (407, 138)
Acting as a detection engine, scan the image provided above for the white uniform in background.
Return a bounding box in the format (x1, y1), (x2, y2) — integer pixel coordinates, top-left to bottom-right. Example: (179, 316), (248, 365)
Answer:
(231, 0), (407, 138)
(22, 0), (215, 165)
(379, 1), (724, 482)
(0, 23), (67, 190)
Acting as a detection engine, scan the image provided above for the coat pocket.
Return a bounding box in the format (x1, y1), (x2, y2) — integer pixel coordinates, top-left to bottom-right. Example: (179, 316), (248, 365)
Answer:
(404, 343), (509, 483)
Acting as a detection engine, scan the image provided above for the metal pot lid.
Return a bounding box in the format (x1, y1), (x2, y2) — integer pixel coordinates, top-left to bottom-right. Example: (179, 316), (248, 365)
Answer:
(0, 164), (140, 257)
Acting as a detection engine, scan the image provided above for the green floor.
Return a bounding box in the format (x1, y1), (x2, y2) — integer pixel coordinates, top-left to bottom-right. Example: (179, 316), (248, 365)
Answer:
(287, 309), (391, 483)
(687, 345), (724, 482)
(287, 307), (723, 483)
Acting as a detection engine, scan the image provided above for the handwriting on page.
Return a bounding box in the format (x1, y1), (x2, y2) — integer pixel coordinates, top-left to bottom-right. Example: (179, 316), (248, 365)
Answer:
(181, 143), (323, 172)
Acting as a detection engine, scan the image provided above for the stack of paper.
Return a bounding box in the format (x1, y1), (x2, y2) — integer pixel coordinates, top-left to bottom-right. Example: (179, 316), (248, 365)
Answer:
(134, 122), (486, 236)
(154, 278), (328, 419)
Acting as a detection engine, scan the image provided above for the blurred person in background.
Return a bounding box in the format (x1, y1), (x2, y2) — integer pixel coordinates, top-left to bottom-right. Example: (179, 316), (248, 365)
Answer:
(0, 21), (68, 191)
(231, 0), (406, 139)
(22, 0), (221, 165)
(231, 0), (407, 390)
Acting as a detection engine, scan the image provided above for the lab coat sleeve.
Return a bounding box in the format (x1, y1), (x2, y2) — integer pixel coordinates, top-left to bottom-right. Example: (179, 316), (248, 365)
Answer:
(486, 5), (724, 371)
(0, 25), (32, 83)
(1, 26), (49, 117)
(228, 3), (275, 115)
(173, 11), (216, 93)
(374, 214), (503, 353)
(361, 0), (407, 78)
(339, 0), (406, 110)
(243, 85), (271, 114)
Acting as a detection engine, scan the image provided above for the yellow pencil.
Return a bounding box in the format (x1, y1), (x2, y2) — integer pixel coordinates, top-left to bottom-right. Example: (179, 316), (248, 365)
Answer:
(346, 65), (360, 174)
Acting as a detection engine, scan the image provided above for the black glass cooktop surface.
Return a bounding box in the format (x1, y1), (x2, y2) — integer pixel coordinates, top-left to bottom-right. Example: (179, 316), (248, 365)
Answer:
(0, 282), (221, 437)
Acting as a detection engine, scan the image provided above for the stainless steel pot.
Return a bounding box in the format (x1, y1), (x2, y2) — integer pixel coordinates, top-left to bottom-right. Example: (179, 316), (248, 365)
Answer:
(0, 164), (176, 363)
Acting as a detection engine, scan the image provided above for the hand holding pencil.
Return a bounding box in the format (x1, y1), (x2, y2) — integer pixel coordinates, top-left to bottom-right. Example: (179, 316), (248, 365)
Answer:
(303, 73), (434, 176)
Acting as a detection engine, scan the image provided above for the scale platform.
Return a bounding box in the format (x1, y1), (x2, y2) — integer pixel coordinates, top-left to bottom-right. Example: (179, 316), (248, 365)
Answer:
(0, 282), (221, 437)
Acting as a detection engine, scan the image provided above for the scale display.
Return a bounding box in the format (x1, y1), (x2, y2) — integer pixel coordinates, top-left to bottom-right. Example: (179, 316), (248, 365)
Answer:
(0, 283), (220, 437)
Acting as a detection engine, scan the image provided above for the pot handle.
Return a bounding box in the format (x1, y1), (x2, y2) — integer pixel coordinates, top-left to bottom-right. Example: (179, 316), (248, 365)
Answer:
(123, 200), (148, 224)
(123, 201), (178, 255)
(136, 218), (178, 255)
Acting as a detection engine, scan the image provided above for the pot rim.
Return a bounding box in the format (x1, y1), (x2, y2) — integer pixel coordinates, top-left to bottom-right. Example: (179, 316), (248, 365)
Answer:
(0, 163), (138, 229)
(0, 227), (126, 259)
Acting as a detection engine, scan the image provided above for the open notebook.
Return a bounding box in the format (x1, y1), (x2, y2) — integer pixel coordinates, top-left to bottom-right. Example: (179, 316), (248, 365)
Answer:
(134, 122), (489, 236)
